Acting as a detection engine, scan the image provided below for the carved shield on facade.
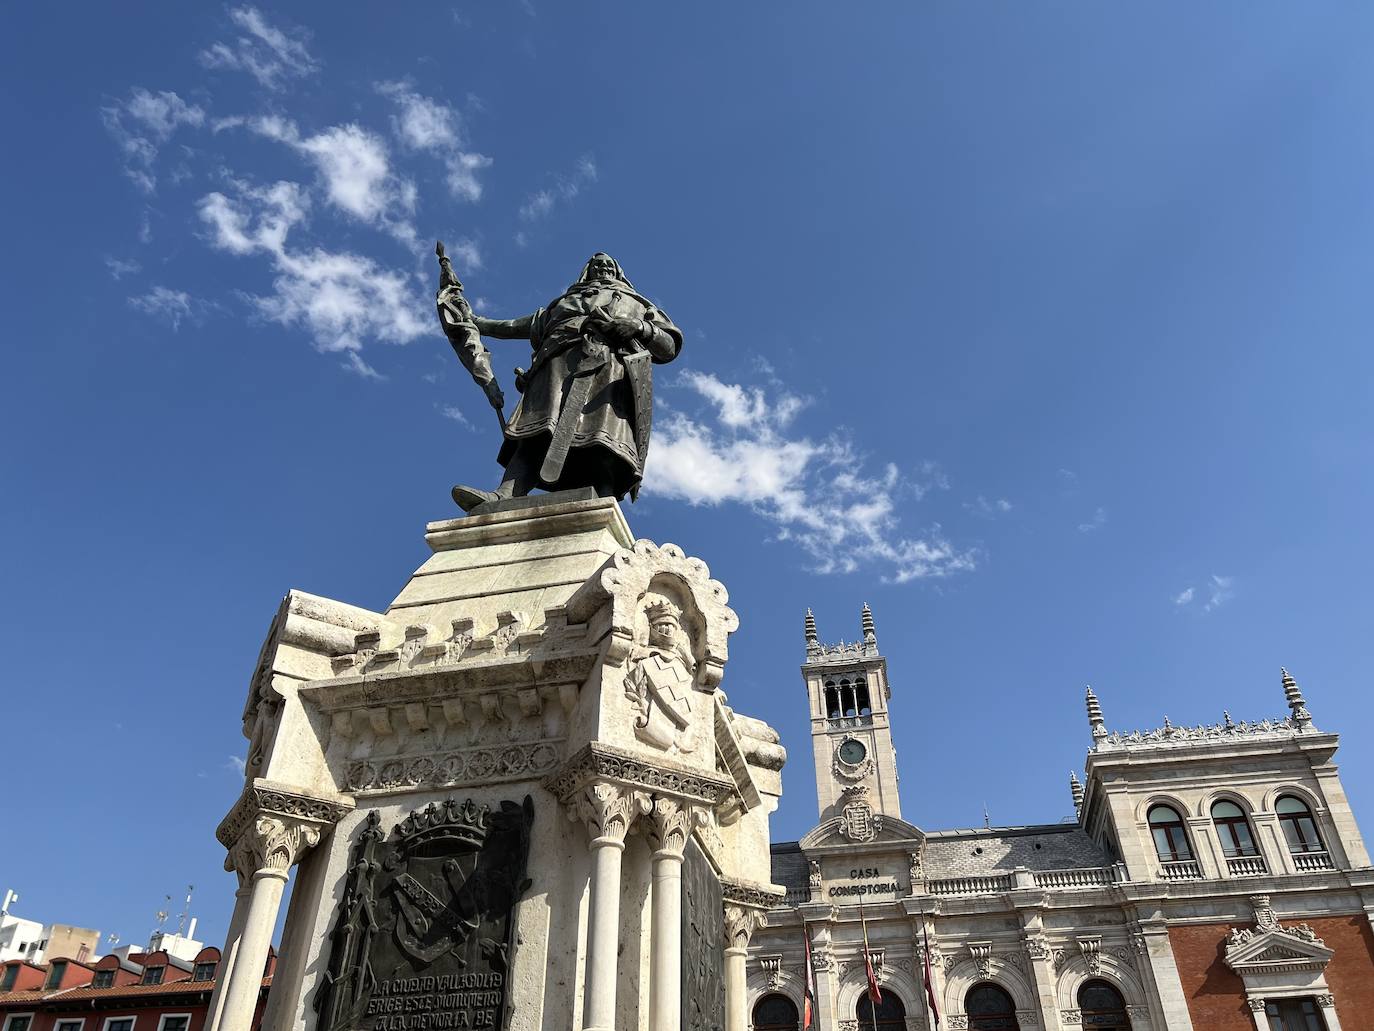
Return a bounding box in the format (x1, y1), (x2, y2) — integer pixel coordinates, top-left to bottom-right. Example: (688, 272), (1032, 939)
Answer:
(681, 839), (725, 1031)
(315, 797), (534, 1031)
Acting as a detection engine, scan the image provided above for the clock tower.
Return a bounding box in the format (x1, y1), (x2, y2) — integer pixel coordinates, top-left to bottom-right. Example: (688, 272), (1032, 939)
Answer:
(802, 604), (903, 831)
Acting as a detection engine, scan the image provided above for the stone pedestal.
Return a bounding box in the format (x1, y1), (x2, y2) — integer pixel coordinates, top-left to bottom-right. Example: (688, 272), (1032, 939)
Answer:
(213, 494), (786, 1031)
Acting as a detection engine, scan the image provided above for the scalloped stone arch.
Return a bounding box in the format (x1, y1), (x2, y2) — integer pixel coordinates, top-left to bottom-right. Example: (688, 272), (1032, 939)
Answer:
(941, 957), (1037, 1019)
(1054, 952), (1149, 1013)
(566, 539), (738, 689)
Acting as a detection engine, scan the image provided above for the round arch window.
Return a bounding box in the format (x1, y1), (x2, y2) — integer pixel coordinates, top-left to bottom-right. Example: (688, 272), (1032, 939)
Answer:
(1211, 800), (1259, 858)
(1277, 796), (1325, 854)
(965, 983), (1019, 1030)
(855, 992), (905, 1031)
(1078, 979), (1132, 1029)
(753, 993), (799, 1031)
(1146, 804), (1193, 863)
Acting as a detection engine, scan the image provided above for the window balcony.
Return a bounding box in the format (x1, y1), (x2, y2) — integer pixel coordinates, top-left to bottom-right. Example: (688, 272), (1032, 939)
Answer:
(1159, 860), (1203, 881)
(1292, 851), (1334, 872)
(826, 714), (873, 729)
(1225, 855), (1267, 877)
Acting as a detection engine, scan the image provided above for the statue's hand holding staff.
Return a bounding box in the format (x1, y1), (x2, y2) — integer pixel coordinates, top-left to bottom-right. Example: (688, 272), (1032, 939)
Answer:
(585, 305), (646, 350)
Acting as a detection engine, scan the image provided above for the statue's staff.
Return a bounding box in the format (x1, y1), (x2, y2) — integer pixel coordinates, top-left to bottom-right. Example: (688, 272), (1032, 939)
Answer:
(435, 240), (507, 433)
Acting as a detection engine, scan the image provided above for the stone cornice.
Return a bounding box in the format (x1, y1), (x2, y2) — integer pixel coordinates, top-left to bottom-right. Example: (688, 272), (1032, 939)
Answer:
(215, 778), (353, 850)
(721, 877), (787, 910)
(543, 742), (734, 808)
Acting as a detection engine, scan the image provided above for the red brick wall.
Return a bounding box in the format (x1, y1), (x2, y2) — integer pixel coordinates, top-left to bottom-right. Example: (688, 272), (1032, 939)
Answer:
(1170, 915), (1374, 1030)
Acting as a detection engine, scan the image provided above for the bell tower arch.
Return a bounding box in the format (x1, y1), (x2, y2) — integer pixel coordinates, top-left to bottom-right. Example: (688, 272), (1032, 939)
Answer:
(802, 604), (902, 826)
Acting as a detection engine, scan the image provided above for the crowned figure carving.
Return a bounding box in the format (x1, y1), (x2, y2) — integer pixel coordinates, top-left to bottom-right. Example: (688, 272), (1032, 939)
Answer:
(625, 594), (700, 755)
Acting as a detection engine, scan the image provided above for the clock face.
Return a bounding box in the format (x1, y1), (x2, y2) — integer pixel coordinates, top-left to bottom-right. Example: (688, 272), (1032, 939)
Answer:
(839, 739), (867, 765)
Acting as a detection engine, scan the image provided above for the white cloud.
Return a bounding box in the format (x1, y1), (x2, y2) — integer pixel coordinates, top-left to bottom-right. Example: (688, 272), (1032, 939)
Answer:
(644, 371), (975, 582)
(440, 405), (473, 429)
(375, 81), (493, 203)
(199, 6), (318, 90)
(965, 495), (1013, 518)
(1078, 507), (1107, 533)
(518, 154), (597, 221)
(105, 256), (142, 280)
(1173, 587), (1195, 606)
(198, 178), (429, 370)
(102, 88), (205, 193)
(226, 754), (246, 775)
(128, 286), (196, 330)
(1203, 574), (1234, 612)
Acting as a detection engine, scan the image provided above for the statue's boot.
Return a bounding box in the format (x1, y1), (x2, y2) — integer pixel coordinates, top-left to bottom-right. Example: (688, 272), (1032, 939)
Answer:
(451, 485), (501, 513)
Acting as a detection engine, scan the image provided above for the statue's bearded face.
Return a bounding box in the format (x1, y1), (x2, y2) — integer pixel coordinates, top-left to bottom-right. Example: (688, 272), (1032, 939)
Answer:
(586, 254), (618, 283)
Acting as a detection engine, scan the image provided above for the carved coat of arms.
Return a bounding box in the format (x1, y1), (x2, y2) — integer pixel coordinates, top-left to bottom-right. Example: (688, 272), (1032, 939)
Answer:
(626, 597), (699, 755)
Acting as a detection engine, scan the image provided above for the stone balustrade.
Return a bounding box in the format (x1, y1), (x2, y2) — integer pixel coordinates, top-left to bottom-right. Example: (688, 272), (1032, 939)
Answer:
(1226, 855), (1268, 877)
(1293, 850), (1334, 871)
(1031, 866), (1117, 889)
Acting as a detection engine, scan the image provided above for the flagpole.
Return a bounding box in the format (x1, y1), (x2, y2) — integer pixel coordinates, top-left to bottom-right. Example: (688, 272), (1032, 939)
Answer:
(858, 897), (879, 1031)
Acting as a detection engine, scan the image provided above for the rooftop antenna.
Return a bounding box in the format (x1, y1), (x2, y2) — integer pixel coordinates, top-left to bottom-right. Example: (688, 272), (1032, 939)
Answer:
(1, 890), (16, 915)
(106, 934), (120, 947)
(176, 885), (195, 937)
(983, 802), (991, 830)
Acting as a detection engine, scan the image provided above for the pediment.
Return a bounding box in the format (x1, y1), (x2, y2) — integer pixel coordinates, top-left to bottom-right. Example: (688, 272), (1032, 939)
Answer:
(1225, 928), (1334, 974)
(799, 814), (924, 849)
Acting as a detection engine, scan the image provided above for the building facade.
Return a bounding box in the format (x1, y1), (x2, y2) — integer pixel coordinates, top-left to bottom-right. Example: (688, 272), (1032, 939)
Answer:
(747, 608), (1374, 1031)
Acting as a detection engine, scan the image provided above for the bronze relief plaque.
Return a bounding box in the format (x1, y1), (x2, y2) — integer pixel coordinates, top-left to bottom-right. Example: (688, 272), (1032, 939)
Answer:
(316, 797), (534, 1031)
(681, 838), (725, 1031)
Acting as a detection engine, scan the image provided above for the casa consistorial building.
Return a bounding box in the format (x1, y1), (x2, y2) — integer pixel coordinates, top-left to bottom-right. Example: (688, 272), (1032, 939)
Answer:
(746, 607), (1374, 1031)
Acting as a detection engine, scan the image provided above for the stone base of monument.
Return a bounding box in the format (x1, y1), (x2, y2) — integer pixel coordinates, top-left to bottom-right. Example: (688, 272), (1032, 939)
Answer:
(209, 494), (786, 1031)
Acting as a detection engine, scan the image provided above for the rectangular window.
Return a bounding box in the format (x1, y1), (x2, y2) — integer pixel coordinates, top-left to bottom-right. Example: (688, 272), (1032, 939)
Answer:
(56, 1020), (85, 1031)
(93, 970), (116, 989)
(104, 1018), (136, 1031)
(158, 1017), (190, 1031)
(192, 962), (216, 982)
(0, 966), (18, 992)
(44, 961), (69, 989)
(141, 966), (164, 986)
(5, 1017), (34, 1031)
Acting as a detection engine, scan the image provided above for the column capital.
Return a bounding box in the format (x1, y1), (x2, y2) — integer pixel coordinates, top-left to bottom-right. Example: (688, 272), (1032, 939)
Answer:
(645, 796), (707, 857)
(569, 780), (653, 844)
(216, 778), (352, 877)
(723, 904), (769, 952)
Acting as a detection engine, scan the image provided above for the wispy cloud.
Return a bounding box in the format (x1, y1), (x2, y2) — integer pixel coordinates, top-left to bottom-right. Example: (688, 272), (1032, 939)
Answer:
(644, 371), (973, 582)
(105, 256), (142, 280)
(518, 155), (597, 222)
(226, 754), (246, 775)
(128, 286), (199, 330)
(439, 404), (473, 429)
(1172, 575), (1235, 612)
(102, 88), (205, 193)
(965, 495), (1013, 518)
(376, 81), (493, 203)
(1078, 507), (1107, 533)
(1173, 586), (1195, 606)
(197, 177), (429, 374)
(199, 6), (318, 90)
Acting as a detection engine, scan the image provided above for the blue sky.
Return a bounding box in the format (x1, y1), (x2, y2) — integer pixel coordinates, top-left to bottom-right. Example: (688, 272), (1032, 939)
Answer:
(4, 3), (1374, 952)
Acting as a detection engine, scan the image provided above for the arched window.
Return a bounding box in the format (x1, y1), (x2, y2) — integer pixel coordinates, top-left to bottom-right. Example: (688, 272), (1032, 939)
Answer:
(1277, 796), (1325, 854)
(855, 678), (872, 716)
(1078, 979), (1132, 1030)
(1211, 800), (1259, 858)
(855, 992), (905, 1031)
(965, 983), (1019, 1030)
(752, 994), (799, 1031)
(1147, 804), (1193, 863)
(840, 679), (857, 717)
(824, 683), (841, 719)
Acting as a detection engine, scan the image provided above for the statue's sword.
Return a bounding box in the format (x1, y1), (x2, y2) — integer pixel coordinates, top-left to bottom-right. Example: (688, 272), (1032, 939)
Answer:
(538, 306), (612, 486)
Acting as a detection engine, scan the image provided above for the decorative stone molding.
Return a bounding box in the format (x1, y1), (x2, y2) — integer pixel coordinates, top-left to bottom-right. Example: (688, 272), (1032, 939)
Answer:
(722, 878), (787, 911)
(1060, 1011), (1082, 1026)
(758, 954), (784, 990)
(1077, 936), (1102, 975)
(838, 1021), (859, 1031)
(967, 942), (993, 979)
(227, 814), (323, 878)
(646, 796), (707, 856)
(1099, 714), (1313, 751)
(839, 799), (883, 843)
(568, 781), (652, 842)
(832, 738), (875, 782)
(1315, 993), (1334, 1007)
(544, 742), (734, 809)
(1246, 998), (1267, 1013)
(215, 779), (352, 854)
(565, 539), (738, 690)
(1015, 1012), (1039, 1026)
(1023, 936), (1053, 962)
(724, 904), (769, 949)
(345, 740), (564, 794)
(946, 1018), (968, 1030)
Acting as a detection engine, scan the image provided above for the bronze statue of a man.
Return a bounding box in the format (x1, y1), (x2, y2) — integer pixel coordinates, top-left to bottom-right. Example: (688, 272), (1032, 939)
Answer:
(437, 251), (682, 512)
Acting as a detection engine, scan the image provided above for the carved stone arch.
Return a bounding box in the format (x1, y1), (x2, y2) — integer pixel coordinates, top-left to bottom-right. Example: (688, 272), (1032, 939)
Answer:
(746, 981), (805, 1030)
(1195, 787), (1262, 820)
(1133, 792), (1192, 824)
(941, 957), (1037, 1020)
(1055, 951), (1149, 1013)
(834, 963), (919, 1022)
(1259, 782), (1328, 816)
(566, 539), (738, 689)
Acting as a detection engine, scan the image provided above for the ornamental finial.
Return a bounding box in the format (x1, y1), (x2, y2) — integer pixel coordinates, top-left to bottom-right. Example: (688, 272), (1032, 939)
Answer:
(861, 602), (877, 645)
(1085, 686), (1108, 741)
(1281, 667), (1312, 728)
(1070, 770), (1085, 816)
(804, 608), (819, 656)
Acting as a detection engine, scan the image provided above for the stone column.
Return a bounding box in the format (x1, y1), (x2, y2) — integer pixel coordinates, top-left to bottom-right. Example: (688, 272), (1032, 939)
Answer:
(1019, 933), (1062, 1031)
(204, 876), (252, 1031)
(573, 783), (650, 1031)
(218, 816), (322, 1031)
(723, 903), (769, 1031)
(1134, 915), (1194, 1031)
(645, 798), (702, 1031)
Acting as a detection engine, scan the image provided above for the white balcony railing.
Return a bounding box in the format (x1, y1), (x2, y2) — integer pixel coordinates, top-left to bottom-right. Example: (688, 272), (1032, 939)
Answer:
(1160, 860), (1203, 881)
(1225, 855), (1268, 877)
(1293, 851), (1335, 872)
(1032, 867), (1117, 889)
(926, 874), (1014, 896)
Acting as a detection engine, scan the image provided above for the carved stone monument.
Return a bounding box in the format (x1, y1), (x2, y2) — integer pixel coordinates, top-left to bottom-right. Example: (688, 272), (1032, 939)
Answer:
(209, 491), (786, 1031)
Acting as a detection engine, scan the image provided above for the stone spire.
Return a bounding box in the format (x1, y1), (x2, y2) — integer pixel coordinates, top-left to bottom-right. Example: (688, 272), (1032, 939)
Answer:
(1070, 771), (1085, 816)
(861, 602), (877, 646)
(1281, 667), (1312, 729)
(804, 608), (819, 657)
(1085, 686), (1108, 741)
